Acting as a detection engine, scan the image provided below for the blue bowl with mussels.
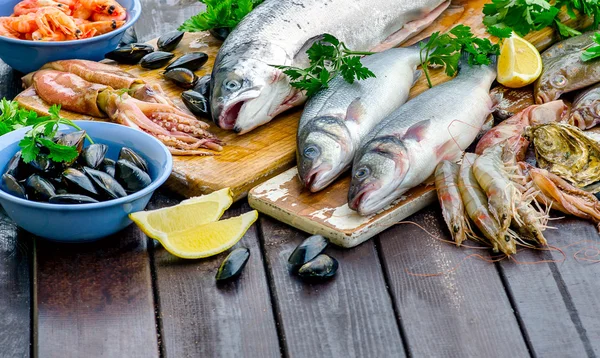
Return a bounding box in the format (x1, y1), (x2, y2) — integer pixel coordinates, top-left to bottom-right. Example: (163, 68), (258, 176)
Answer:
(0, 121), (172, 242)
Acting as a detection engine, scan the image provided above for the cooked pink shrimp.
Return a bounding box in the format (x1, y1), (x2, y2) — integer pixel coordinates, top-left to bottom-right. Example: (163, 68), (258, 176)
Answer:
(0, 17), (20, 38)
(33, 7), (81, 40)
(79, 0), (126, 20)
(13, 0), (71, 16)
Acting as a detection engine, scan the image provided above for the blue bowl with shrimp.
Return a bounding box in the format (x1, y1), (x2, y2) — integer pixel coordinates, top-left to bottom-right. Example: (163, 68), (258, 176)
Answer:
(0, 0), (141, 73)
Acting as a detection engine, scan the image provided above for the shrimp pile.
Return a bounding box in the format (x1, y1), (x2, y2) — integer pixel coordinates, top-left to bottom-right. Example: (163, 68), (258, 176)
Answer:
(0, 0), (126, 41)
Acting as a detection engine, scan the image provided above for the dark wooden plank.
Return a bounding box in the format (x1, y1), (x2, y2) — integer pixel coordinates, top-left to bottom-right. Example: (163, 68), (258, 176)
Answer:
(0, 208), (32, 358)
(499, 218), (600, 357)
(260, 216), (405, 357)
(378, 207), (530, 358)
(134, 1), (205, 42)
(148, 193), (280, 358)
(35, 223), (159, 358)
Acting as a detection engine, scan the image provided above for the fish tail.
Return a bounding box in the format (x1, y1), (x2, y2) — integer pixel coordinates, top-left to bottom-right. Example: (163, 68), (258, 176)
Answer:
(457, 52), (497, 74)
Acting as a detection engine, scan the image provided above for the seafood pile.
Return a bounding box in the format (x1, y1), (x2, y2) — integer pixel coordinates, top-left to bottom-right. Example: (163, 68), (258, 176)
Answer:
(0, 0), (126, 41)
(19, 59), (222, 155)
(288, 235), (338, 281)
(2, 130), (151, 204)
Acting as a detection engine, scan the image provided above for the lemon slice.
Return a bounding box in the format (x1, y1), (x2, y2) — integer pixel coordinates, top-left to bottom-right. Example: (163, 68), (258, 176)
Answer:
(156, 210), (259, 259)
(129, 188), (233, 238)
(497, 33), (542, 88)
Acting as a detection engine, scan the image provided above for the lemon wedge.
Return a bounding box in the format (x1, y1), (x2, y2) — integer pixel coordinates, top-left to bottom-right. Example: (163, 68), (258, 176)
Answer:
(129, 188), (233, 238)
(497, 32), (542, 88)
(155, 210), (259, 259)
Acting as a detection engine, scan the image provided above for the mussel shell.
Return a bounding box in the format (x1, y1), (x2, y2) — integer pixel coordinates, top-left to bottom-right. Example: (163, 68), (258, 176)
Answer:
(119, 27), (138, 47)
(193, 75), (211, 98)
(209, 27), (230, 41)
(288, 235), (329, 273)
(28, 154), (52, 172)
(164, 68), (197, 89)
(56, 130), (86, 155)
(2, 173), (27, 199)
(115, 159), (151, 193)
(63, 168), (99, 197)
(164, 52), (208, 72)
(215, 247), (250, 282)
(80, 143), (108, 169)
(49, 194), (99, 204)
(297, 254), (338, 280)
(100, 158), (116, 177)
(157, 30), (184, 52)
(84, 167), (127, 200)
(181, 90), (209, 117)
(140, 51), (175, 69)
(25, 174), (56, 202)
(105, 43), (155, 64)
(118, 147), (149, 173)
(4, 151), (24, 179)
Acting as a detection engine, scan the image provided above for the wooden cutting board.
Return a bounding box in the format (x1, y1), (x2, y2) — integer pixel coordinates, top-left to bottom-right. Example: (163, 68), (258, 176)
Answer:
(15, 32), (301, 202)
(248, 0), (593, 248)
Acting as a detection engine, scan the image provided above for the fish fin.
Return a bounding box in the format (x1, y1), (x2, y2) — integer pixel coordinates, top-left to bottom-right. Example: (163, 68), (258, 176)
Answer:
(294, 35), (326, 66)
(345, 97), (367, 123)
(490, 92), (503, 109)
(436, 139), (463, 161)
(403, 120), (431, 142)
(413, 69), (422, 85)
(476, 114), (495, 140)
(457, 51), (470, 74)
(407, 36), (430, 51)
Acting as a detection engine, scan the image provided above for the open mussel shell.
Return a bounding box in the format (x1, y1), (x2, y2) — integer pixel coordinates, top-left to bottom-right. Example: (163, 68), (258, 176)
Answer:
(84, 167), (127, 200)
(288, 235), (329, 273)
(63, 168), (99, 197)
(164, 68), (197, 89)
(118, 147), (149, 173)
(115, 159), (151, 193)
(25, 174), (56, 202)
(297, 254), (338, 281)
(182, 90), (209, 117)
(164, 52), (208, 72)
(105, 43), (155, 64)
(2, 173), (27, 199)
(119, 27), (138, 47)
(209, 27), (230, 41)
(4, 151), (25, 179)
(100, 158), (116, 177)
(193, 75), (211, 98)
(157, 30), (184, 52)
(56, 130), (86, 156)
(140, 51), (175, 69)
(49, 194), (99, 204)
(28, 154), (53, 173)
(80, 143), (108, 169)
(216, 247), (250, 282)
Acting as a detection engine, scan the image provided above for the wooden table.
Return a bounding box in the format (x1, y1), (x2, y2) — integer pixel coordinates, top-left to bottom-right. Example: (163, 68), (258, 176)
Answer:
(2, 1), (600, 357)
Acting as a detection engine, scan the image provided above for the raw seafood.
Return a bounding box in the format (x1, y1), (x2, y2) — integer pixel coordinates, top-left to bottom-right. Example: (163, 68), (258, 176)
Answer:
(570, 83), (600, 129)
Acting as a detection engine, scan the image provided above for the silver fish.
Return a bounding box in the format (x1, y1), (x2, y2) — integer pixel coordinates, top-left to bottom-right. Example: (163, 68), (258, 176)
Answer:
(297, 47), (423, 192)
(210, 0), (450, 134)
(348, 55), (497, 216)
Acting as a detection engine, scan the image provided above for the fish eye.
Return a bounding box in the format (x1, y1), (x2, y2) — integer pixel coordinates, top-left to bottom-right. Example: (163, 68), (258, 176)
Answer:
(551, 75), (567, 88)
(303, 145), (319, 159)
(224, 79), (241, 91)
(355, 167), (370, 180)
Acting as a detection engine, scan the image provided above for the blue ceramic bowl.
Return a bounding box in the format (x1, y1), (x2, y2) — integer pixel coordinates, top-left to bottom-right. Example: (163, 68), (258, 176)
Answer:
(0, 0), (141, 73)
(0, 121), (173, 242)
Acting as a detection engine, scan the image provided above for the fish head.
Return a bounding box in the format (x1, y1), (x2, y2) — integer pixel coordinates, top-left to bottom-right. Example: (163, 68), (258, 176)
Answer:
(297, 116), (353, 192)
(211, 57), (298, 134)
(535, 62), (576, 104)
(348, 137), (410, 216)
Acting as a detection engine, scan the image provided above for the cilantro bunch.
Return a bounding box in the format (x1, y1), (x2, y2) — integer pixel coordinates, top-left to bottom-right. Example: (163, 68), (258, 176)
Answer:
(179, 0), (263, 33)
(273, 34), (376, 97)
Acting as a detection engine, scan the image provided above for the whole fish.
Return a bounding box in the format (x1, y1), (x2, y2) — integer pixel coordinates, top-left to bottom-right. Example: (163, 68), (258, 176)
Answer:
(348, 55), (497, 216)
(534, 32), (600, 104)
(297, 46), (423, 192)
(210, 0), (450, 134)
(570, 83), (600, 129)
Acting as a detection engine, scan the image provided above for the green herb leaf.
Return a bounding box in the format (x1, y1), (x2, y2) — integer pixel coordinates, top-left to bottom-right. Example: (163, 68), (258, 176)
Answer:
(581, 31), (600, 62)
(37, 138), (79, 163)
(19, 137), (39, 163)
(179, 0), (263, 32)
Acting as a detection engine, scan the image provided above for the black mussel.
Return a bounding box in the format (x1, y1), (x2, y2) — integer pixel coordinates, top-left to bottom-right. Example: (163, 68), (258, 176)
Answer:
(84, 167), (127, 200)
(100, 158), (116, 177)
(80, 143), (108, 169)
(182, 90), (209, 117)
(157, 30), (184, 52)
(193, 75), (211, 98)
(105, 43), (155, 64)
(118, 147), (148, 173)
(2, 173), (26, 199)
(4, 151), (23, 178)
(25, 174), (56, 202)
(164, 52), (208, 72)
(115, 159), (151, 192)
(28, 154), (52, 173)
(63, 168), (99, 197)
(288, 235), (329, 273)
(119, 27), (138, 47)
(215, 247), (250, 282)
(164, 68), (197, 89)
(56, 130), (86, 156)
(297, 254), (338, 281)
(49, 194), (99, 204)
(56, 188), (68, 195)
(140, 51), (175, 69)
(209, 27), (230, 41)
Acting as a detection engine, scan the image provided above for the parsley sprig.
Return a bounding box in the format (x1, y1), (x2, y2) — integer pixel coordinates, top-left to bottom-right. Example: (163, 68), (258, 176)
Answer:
(0, 98), (46, 136)
(273, 34), (376, 97)
(419, 25), (503, 88)
(581, 32), (600, 61)
(179, 0), (263, 33)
